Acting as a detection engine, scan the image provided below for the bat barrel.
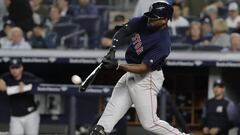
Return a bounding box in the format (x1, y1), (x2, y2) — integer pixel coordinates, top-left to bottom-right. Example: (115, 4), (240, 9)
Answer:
(79, 63), (103, 92)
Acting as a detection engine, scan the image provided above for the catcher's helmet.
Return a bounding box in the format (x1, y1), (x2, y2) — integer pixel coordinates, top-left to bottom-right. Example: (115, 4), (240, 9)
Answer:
(144, 2), (173, 20)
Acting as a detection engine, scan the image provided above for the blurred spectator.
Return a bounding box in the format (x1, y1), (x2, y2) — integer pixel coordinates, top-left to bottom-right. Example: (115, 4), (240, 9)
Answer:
(200, 16), (213, 40)
(183, 21), (203, 46)
(0, 0), (11, 27)
(0, 20), (14, 48)
(74, 0), (98, 16)
(1, 0), (11, 25)
(210, 18), (230, 47)
(133, 0), (151, 17)
(0, 0), (8, 30)
(202, 79), (239, 135)
(1, 27), (31, 49)
(0, 19), (15, 38)
(30, 0), (48, 18)
(226, 2), (240, 29)
(227, 0), (240, 6)
(174, 0), (189, 17)
(44, 6), (64, 30)
(28, 24), (57, 49)
(100, 14), (128, 49)
(230, 33), (240, 51)
(0, 0), (8, 16)
(184, 0), (206, 17)
(234, 21), (240, 33)
(7, 0), (35, 33)
(210, 0), (224, 7)
(168, 2), (189, 35)
(57, 0), (75, 17)
(30, 0), (49, 24)
(206, 0), (225, 12)
(0, 59), (43, 135)
(3, 0), (11, 9)
(203, 5), (219, 23)
(211, 0), (228, 19)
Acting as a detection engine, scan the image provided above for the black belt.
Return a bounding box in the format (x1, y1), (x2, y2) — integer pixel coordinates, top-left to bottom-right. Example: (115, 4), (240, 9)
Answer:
(156, 67), (162, 71)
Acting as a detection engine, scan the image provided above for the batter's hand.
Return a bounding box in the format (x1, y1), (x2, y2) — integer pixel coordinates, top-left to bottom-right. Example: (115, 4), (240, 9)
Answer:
(0, 79), (7, 91)
(104, 47), (116, 60)
(102, 58), (118, 70)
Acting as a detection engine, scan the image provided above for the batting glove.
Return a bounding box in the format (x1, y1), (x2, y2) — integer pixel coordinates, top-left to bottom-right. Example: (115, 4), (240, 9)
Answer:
(102, 58), (118, 70)
(104, 47), (116, 60)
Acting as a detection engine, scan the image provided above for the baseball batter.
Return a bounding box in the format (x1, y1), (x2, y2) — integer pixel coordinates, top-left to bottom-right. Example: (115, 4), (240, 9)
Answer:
(90, 1), (189, 135)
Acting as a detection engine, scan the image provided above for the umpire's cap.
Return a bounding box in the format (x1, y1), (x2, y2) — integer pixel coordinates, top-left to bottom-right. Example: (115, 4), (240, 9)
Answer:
(144, 1), (173, 20)
(213, 79), (225, 88)
(9, 59), (23, 68)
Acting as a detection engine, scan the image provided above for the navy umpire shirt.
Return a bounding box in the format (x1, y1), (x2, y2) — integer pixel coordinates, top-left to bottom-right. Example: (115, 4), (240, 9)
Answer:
(125, 16), (171, 71)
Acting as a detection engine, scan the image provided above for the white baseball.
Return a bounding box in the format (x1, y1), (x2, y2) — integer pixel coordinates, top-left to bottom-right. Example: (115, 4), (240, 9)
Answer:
(71, 75), (82, 84)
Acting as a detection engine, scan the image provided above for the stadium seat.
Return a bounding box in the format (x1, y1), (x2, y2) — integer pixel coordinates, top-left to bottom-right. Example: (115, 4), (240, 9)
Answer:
(60, 16), (72, 23)
(192, 45), (224, 51)
(53, 23), (86, 49)
(42, 0), (54, 5)
(171, 43), (191, 51)
(228, 28), (236, 34)
(185, 16), (199, 23)
(218, 7), (228, 19)
(70, 0), (96, 5)
(176, 27), (189, 37)
(72, 15), (101, 49)
(95, 0), (109, 5)
(171, 35), (185, 43)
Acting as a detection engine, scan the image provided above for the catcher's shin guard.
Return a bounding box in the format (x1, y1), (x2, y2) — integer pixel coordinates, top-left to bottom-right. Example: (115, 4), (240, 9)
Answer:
(89, 125), (107, 135)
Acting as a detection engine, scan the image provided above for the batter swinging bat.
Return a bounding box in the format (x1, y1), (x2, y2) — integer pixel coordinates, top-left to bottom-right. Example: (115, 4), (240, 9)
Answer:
(79, 63), (103, 92)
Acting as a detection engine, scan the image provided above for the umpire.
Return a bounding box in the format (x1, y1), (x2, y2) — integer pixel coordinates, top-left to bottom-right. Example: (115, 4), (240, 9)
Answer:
(0, 59), (43, 135)
(202, 79), (239, 135)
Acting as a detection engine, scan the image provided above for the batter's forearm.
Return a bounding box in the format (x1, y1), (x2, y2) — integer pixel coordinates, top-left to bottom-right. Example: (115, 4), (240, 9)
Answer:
(118, 63), (150, 74)
(112, 24), (134, 48)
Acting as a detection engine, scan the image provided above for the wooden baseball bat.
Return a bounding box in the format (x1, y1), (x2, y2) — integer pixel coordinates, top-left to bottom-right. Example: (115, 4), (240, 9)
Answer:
(79, 47), (116, 92)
